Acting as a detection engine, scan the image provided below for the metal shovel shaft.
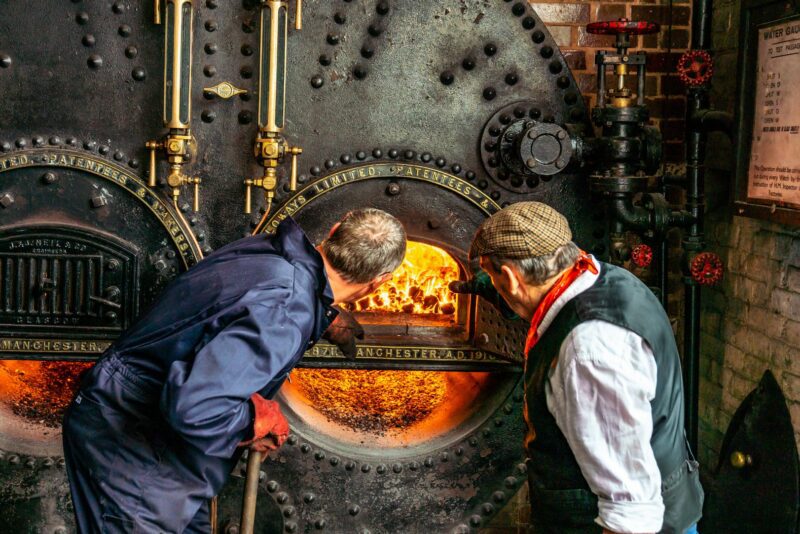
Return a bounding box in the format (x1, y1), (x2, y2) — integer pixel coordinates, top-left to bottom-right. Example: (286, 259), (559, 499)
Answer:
(240, 448), (263, 534)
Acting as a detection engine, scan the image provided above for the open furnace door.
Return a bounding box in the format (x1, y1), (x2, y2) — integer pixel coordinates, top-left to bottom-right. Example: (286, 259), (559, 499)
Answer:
(701, 370), (799, 533)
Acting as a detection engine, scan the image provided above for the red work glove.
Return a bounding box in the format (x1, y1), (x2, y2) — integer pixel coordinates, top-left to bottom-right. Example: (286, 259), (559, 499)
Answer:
(238, 394), (289, 454)
(322, 306), (365, 359)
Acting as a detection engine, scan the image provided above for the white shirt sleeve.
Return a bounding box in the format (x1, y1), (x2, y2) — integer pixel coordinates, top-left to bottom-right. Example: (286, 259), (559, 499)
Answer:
(545, 319), (665, 533)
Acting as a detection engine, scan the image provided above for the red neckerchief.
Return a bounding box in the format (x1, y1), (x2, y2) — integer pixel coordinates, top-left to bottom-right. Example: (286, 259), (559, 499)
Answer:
(523, 252), (598, 354)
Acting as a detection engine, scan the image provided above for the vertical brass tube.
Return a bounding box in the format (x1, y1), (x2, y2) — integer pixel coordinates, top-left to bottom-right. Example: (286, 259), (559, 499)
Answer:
(258, 1), (288, 133)
(164, 0), (193, 129)
(240, 449), (263, 534)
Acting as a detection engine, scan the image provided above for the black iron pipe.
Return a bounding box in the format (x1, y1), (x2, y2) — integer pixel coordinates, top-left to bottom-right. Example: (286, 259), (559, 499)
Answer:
(610, 194), (651, 230)
(691, 109), (735, 139)
(683, 0), (713, 454)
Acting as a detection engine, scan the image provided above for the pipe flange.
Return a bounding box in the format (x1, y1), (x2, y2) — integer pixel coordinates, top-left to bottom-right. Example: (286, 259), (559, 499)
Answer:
(515, 122), (573, 176)
(589, 174), (650, 195)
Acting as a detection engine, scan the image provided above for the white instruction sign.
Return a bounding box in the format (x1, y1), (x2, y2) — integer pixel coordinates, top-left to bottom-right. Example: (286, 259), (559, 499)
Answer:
(747, 19), (800, 206)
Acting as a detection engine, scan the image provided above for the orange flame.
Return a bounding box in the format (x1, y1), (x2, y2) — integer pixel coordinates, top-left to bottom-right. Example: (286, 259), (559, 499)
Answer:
(347, 241), (459, 314)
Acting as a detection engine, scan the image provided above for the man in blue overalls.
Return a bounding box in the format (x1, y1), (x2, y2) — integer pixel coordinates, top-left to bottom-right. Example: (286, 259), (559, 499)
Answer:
(63, 208), (407, 533)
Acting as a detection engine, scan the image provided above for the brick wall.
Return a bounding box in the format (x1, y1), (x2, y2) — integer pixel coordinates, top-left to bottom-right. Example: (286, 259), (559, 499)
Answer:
(699, 0), (800, 469)
(483, 1), (693, 531)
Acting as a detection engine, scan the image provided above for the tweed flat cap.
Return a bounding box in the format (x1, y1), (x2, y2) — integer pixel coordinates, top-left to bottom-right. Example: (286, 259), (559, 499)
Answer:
(469, 202), (572, 259)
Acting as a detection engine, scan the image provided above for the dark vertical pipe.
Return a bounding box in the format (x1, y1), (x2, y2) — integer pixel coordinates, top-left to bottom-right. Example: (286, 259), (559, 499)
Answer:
(683, 0), (713, 454)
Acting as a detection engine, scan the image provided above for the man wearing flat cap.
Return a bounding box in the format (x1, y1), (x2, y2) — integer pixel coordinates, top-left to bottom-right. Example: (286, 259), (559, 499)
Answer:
(453, 202), (703, 534)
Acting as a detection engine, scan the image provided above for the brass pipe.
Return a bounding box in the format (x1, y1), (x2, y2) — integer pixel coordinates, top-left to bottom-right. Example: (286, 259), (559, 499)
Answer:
(240, 449), (263, 534)
(165, 0), (193, 129)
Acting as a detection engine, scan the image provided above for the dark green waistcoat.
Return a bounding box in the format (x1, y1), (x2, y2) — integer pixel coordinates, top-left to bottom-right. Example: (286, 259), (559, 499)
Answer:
(524, 262), (704, 534)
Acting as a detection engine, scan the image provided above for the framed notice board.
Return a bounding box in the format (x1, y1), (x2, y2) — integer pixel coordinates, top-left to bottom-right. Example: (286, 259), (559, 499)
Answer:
(734, 0), (800, 225)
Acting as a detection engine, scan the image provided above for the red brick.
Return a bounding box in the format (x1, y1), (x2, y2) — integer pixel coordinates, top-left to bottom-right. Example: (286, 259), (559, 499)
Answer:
(631, 5), (691, 26)
(563, 50), (587, 71)
(661, 73), (686, 96)
(645, 96), (686, 118)
(530, 3), (591, 25)
(578, 26), (639, 48)
(643, 28), (690, 50)
(577, 72), (597, 95)
(595, 4), (627, 21)
(661, 119), (687, 141)
(646, 52), (683, 73)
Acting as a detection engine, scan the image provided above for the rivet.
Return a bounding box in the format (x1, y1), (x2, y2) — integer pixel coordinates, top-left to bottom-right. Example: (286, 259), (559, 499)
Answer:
(522, 16), (535, 29)
(529, 108), (541, 119)
(310, 76), (324, 88)
(119, 25), (132, 37)
(348, 505), (360, 516)
(240, 66), (254, 79)
(549, 60), (563, 74)
(0, 54), (11, 68)
(319, 54), (331, 66)
(285, 522), (297, 533)
(99, 145), (110, 155)
(283, 506), (296, 518)
(207, 0), (219, 8)
(8, 455), (20, 464)
(504, 476), (517, 488)
(0, 193), (14, 208)
(469, 515), (482, 527)
(303, 493), (315, 504)
(1, 142), (10, 151)
(112, 1), (125, 14)
(400, 150), (414, 160)
(276, 492), (289, 504)
(42, 172), (58, 184)
(66, 137), (78, 146)
(15, 138), (27, 148)
(376, 464), (387, 474)
(75, 12), (90, 25)
(87, 54), (103, 69)
(512, 2), (526, 15)
(517, 463), (528, 474)
(424, 457), (434, 468)
(258, 470), (266, 482)
(557, 75), (570, 89)
(451, 163), (462, 174)
(482, 503), (495, 515)
(483, 87), (496, 100)
(376, 1), (390, 15)
(238, 111), (253, 124)
(310, 166), (321, 175)
(462, 58), (475, 71)
(326, 34), (340, 45)
(368, 24), (383, 37)
(205, 20), (218, 32)
(201, 110), (216, 123)
(420, 152), (432, 162)
(373, 148), (383, 158)
(392, 463), (403, 473)
(477, 179), (488, 189)
(455, 447), (464, 456)
(498, 170), (509, 181)
(532, 30), (545, 44)
(356, 151), (366, 160)
(440, 71), (454, 85)
(203, 43), (218, 55)
(240, 44), (254, 57)
(353, 66), (367, 79)
(491, 191), (502, 200)
(541, 46), (554, 59)
(314, 519), (326, 529)
(409, 461), (419, 470)
(314, 451), (326, 460)
(361, 464), (371, 473)
(125, 46), (138, 59)
(204, 65), (216, 77)
(488, 157), (498, 168)
(300, 444), (311, 454)
(33, 136), (45, 146)
(493, 491), (506, 503)
(82, 34), (96, 47)
(113, 151), (124, 161)
(361, 45), (374, 58)
(49, 136), (62, 146)
(499, 114), (511, 124)
(334, 12), (346, 24)
(435, 157), (446, 168)
(267, 481), (279, 492)
(330, 457), (340, 466)
(484, 43), (497, 56)
(130, 67), (146, 81)
(440, 452), (449, 463)
(388, 149), (399, 158)
(324, 159), (335, 169)
(489, 126), (501, 137)
(345, 461), (356, 471)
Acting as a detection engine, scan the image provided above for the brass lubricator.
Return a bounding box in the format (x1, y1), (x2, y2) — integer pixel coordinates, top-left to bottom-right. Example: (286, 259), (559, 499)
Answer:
(246, 0), (304, 235)
(146, 0), (202, 222)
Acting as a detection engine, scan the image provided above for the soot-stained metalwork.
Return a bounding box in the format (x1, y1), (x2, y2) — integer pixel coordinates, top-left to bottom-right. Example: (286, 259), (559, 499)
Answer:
(0, 1), (603, 532)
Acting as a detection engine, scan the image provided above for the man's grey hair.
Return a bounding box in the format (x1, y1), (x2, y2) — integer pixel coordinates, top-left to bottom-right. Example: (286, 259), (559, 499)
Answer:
(488, 242), (580, 286)
(321, 208), (407, 284)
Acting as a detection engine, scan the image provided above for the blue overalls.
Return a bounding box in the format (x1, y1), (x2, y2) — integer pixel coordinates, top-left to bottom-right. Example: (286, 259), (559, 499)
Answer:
(63, 218), (337, 533)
